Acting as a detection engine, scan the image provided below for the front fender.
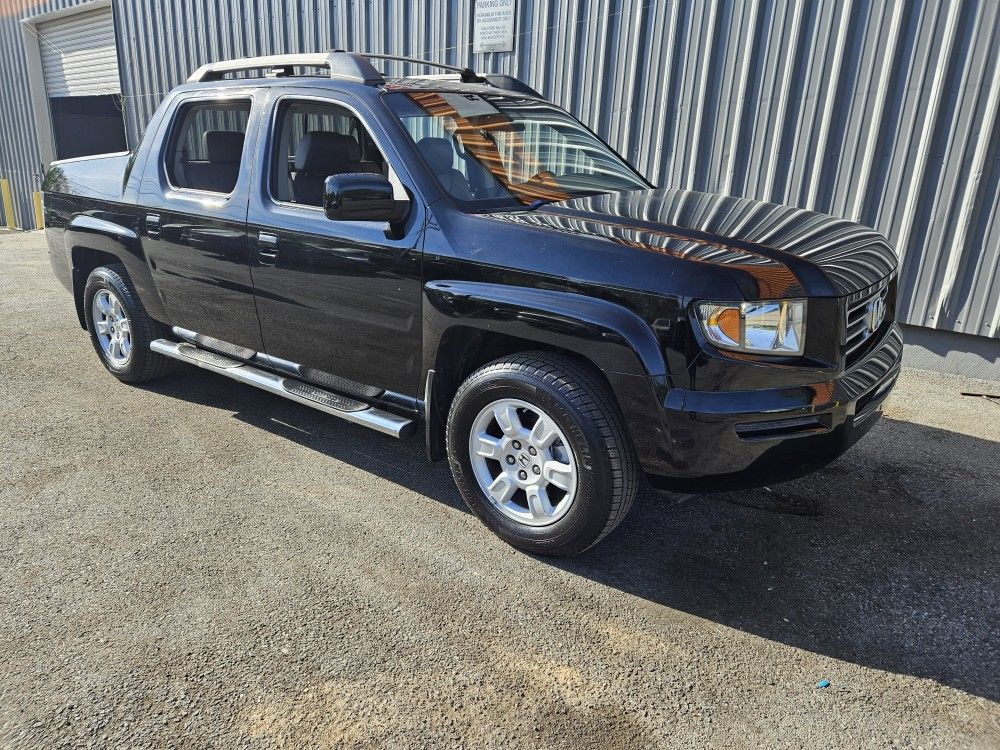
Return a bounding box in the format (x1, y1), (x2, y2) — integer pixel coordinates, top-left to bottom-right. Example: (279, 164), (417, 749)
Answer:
(423, 280), (674, 475)
(424, 280), (666, 377)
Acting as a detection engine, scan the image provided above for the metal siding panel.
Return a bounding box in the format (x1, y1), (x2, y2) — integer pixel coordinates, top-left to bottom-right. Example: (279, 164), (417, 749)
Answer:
(0, 0), (997, 338)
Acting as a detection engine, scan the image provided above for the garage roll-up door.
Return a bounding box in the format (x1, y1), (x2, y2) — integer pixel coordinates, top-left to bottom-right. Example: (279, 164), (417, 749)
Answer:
(38, 8), (121, 98)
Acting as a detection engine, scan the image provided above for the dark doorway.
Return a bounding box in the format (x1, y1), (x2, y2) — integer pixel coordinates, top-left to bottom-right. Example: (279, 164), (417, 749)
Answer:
(49, 94), (128, 160)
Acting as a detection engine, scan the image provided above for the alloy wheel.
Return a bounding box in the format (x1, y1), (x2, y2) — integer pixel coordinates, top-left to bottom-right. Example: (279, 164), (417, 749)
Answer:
(92, 288), (132, 366)
(468, 398), (578, 527)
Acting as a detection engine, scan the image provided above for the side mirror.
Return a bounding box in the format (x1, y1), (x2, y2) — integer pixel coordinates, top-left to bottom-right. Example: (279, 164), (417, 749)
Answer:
(323, 173), (409, 223)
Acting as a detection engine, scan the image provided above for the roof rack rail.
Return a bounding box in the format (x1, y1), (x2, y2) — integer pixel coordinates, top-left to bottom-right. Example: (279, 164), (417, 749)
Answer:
(187, 51), (542, 98)
(187, 51), (385, 84)
(352, 53), (480, 83)
(340, 52), (549, 95)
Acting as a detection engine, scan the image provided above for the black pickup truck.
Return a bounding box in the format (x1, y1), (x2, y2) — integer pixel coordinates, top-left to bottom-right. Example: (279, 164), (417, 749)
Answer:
(43, 52), (901, 555)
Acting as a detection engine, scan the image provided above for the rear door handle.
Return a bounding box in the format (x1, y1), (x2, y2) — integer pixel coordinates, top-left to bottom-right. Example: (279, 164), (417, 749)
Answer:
(257, 232), (279, 264)
(146, 214), (161, 238)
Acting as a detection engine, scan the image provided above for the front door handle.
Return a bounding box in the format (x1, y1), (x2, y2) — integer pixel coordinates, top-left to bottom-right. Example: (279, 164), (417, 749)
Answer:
(257, 232), (279, 264)
(146, 214), (161, 238)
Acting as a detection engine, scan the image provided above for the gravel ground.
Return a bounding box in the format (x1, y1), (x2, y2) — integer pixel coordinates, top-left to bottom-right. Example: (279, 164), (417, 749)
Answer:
(1, 231), (999, 749)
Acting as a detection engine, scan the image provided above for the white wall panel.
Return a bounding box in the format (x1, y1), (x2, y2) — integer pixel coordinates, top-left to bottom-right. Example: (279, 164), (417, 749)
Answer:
(38, 7), (120, 97)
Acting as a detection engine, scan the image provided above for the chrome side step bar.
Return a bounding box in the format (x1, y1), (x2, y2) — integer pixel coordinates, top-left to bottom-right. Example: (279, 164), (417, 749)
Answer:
(150, 339), (416, 439)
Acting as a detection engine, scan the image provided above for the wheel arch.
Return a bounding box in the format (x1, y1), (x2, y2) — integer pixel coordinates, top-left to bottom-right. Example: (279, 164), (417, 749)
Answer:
(422, 281), (672, 474)
(65, 214), (167, 329)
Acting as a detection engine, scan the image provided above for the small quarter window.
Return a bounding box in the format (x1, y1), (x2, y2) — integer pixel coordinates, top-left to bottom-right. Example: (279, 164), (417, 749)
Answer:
(166, 100), (251, 194)
(271, 100), (388, 207)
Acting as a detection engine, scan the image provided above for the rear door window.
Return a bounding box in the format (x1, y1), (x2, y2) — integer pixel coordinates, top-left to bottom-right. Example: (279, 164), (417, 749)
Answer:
(165, 100), (251, 195)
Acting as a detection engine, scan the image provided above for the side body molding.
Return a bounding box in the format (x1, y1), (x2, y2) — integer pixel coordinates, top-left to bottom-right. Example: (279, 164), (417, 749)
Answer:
(63, 213), (169, 326)
(422, 280), (674, 475)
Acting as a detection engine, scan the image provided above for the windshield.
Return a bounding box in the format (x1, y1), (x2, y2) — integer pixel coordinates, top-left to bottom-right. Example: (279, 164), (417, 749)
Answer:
(385, 91), (651, 211)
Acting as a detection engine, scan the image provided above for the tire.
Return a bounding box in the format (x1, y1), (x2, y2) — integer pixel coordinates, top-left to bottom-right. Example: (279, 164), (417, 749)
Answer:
(83, 264), (170, 383)
(446, 351), (639, 556)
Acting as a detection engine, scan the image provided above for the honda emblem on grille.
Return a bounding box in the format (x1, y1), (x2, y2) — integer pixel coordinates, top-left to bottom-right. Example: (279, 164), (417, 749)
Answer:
(865, 296), (886, 335)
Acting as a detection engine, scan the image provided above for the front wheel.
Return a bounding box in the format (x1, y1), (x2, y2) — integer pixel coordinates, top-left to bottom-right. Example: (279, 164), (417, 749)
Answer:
(446, 352), (639, 556)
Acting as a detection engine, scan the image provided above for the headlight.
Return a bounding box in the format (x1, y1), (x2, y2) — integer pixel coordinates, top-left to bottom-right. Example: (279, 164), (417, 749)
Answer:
(696, 299), (806, 356)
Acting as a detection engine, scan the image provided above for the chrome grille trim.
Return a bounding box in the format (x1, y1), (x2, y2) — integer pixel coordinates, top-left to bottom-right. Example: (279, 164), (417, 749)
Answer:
(842, 274), (893, 362)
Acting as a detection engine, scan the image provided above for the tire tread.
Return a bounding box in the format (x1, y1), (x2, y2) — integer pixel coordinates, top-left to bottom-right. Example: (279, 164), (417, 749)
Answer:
(448, 350), (639, 553)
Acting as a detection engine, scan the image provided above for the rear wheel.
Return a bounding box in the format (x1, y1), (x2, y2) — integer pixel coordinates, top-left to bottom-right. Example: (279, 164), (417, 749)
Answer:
(447, 352), (639, 556)
(83, 265), (169, 383)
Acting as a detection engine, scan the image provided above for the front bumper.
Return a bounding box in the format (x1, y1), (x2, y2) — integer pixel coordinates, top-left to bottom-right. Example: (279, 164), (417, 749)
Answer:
(649, 324), (903, 492)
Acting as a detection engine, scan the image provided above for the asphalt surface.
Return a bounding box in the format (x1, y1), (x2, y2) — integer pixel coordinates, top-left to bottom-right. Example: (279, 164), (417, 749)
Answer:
(1, 230), (999, 749)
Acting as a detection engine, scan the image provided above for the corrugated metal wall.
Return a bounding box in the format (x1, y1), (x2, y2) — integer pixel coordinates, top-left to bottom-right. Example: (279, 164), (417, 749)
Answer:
(0, 0), (997, 338)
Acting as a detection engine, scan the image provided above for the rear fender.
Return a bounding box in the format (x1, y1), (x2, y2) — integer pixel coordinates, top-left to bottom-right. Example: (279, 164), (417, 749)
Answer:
(65, 214), (168, 327)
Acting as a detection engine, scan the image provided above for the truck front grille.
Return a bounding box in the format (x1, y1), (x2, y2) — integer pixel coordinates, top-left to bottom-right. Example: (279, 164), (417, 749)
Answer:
(842, 274), (893, 366)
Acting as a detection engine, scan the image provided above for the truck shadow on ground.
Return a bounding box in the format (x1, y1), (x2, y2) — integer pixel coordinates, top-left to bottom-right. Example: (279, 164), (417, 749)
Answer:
(143, 371), (1000, 703)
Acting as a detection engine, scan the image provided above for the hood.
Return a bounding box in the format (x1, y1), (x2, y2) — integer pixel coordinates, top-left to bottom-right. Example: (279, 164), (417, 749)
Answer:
(489, 187), (897, 297)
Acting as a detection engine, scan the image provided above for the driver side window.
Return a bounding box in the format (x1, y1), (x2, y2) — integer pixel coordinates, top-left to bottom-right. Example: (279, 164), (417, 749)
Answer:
(271, 100), (388, 208)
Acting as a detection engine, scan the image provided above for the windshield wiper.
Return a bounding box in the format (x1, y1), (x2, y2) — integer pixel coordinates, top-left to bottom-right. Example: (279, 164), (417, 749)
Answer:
(525, 190), (610, 211)
(525, 198), (559, 211)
